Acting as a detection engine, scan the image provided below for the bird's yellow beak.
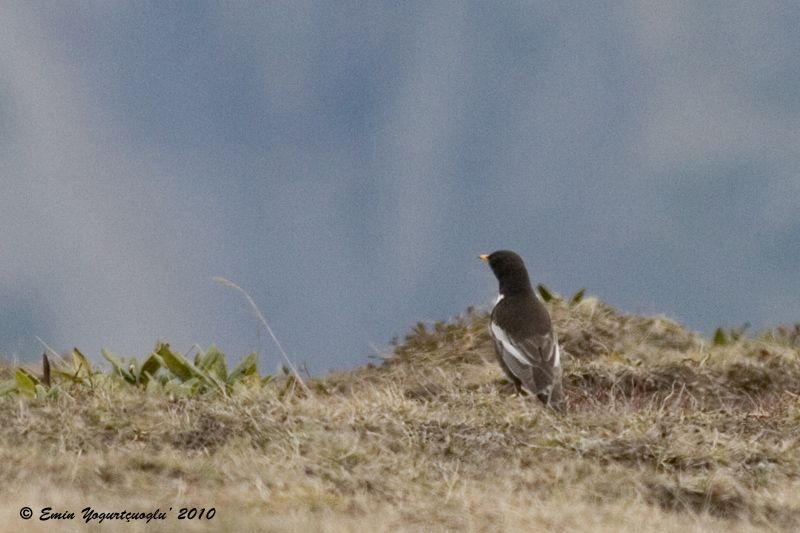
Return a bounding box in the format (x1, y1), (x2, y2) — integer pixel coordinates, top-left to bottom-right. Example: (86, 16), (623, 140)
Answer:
(478, 254), (489, 262)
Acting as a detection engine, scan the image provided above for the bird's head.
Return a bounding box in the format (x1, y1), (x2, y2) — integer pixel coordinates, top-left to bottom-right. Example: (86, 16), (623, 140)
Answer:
(479, 250), (533, 295)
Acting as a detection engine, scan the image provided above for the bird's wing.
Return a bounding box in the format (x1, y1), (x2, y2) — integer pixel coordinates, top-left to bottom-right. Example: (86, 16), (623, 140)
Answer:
(490, 320), (561, 399)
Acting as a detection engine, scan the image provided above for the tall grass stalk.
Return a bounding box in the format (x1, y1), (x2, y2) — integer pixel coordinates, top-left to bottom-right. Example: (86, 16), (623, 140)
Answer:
(213, 276), (310, 394)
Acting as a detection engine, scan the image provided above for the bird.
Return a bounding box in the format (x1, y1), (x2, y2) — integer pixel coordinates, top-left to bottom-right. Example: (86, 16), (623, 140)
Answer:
(480, 250), (564, 411)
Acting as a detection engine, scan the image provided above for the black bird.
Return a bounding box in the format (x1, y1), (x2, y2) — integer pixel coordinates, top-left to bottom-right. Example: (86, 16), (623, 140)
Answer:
(480, 250), (564, 411)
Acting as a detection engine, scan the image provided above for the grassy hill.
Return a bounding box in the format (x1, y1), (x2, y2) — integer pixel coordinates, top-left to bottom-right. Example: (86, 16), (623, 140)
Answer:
(1, 296), (799, 532)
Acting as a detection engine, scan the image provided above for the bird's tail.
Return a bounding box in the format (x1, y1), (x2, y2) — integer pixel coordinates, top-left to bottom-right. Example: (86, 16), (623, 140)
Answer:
(536, 372), (565, 413)
(537, 390), (564, 412)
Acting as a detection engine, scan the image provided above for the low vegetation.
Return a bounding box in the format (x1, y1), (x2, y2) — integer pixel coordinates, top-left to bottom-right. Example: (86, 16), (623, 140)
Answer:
(1, 293), (799, 532)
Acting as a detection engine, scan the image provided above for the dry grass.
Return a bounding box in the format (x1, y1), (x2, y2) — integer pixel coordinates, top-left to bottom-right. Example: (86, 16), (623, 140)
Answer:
(1, 298), (799, 532)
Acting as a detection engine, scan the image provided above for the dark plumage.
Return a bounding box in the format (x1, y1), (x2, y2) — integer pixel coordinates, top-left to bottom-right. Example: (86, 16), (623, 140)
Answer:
(480, 250), (564, 411)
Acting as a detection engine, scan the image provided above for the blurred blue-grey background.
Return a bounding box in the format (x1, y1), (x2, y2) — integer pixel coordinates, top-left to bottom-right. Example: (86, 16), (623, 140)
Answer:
(2, 2), (799, 373)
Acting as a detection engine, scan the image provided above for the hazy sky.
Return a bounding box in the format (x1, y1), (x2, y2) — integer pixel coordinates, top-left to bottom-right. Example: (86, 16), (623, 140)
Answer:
(2, 2), (799, 373)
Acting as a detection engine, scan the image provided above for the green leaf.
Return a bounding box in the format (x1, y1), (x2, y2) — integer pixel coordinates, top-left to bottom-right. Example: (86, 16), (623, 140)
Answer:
(713, 328), (727, 346)
(157, 344), (225, 395)
(34, 384), (48, 399)
(570, 288), (585, 306)
(102, 349), (136, 383)
(139, 353), (162, 384)
(51, 369), (85, 383)
(15, 369), (38, 397)
(229, 353), (257, 384)
(71, 348), (93, 377)
(194, 365), (226, 396)
(537, 284), (554, 302)
(101, 348), (123, 369)
(198, 345), (228, 382)
(157, 344), (195, 382)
